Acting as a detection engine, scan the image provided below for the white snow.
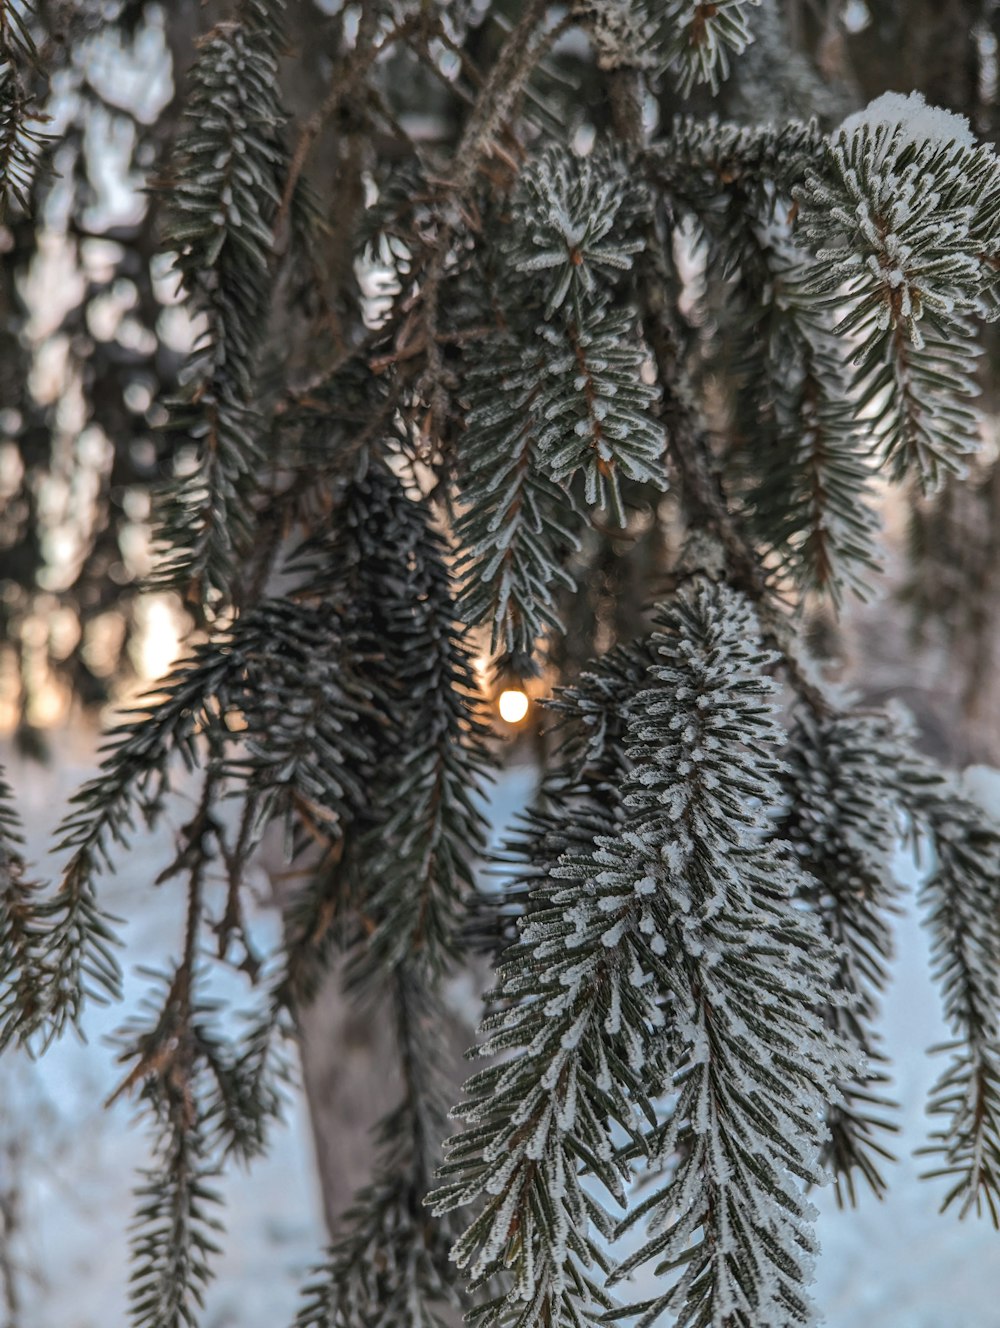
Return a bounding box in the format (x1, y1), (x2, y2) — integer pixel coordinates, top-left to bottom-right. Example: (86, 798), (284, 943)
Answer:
(960, 763), (1000, 816)
(838, 91), (976, 153)
(811, 846), (1000, 1327)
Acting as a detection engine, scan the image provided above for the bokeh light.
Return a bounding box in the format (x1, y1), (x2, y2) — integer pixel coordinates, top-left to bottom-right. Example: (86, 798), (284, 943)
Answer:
(498, 688), (529, 724)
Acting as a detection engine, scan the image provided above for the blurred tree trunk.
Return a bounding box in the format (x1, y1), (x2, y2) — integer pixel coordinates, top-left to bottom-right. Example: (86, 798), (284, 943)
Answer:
(296, 969), (399, 1231)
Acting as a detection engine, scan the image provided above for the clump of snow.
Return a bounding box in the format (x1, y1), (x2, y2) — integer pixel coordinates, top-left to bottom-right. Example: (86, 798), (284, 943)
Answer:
(838, 91), (976, 153)
(960, 763), (1000, 817)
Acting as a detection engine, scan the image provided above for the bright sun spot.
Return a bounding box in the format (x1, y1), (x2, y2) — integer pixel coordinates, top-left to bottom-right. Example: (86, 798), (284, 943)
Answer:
(498, 688), (529, 724)
(134, 595), (182, 681)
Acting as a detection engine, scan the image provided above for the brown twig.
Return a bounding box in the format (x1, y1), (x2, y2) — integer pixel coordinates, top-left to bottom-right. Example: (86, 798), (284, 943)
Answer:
(451, 0), (554, 194)
(272, 13), (424, 254)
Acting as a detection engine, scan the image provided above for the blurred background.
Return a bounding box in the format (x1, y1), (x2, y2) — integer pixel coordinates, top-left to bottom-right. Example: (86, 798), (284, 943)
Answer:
(4, 1), (1000, 1324)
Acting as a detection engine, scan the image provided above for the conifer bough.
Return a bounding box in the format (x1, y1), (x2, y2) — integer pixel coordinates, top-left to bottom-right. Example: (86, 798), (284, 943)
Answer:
(2, 5), (1000, 1328)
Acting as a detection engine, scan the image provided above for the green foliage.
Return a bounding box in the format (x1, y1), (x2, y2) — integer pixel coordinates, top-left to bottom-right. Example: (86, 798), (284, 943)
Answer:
(454, 335), (584, 666)
(508, 147), (647, 321)
(704, 210), (880, 603)
(290, 463), (492, 982)
(153, 0), (289, 605)
(780, 707), (906, 1204)
(8, 597), (376, 1047)
(504, 149), (664, 518)
(467, 637), (653, 957)
(55, 463), (489, 1318)
(573, 0), (660, 73)
(276, 471), (492, 1322)
(532, 311), (665, 521)
(429, 636), (671, 1328)
(9, 8), (1000, 1328)
(606, 582), (852, 1328)
(456, 146), (665, 666)
(0, 766), (50, 1049)
(650, 115), (825, 211)
(648, 119), (881, 606)
(129, 1117), (223, 1328)
(664, 0), (761, 96)
(434, 581), (853, 1328)
(740, 290), (881, 605)
(797, 122), (999, 490)
(916, 787), (1000, 1222)
(114, 961), (287, 1324)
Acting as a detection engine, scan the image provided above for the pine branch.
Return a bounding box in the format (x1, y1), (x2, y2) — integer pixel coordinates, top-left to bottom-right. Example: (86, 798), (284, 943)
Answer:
(628, 203), (771, 594)
(455, 336), (583, 667)
(433, 859), (644, 1327)
(41, 599), (378, 1044)
(450, 0), (553, 194)
(648, 116), (825, 215)
(737, 238), (881, 606)
(232, 599), (379, 852)
(859, 727), (1000, 1222)
(548, 635), (659, 781)
(38, 650), (234, 1040)
(0, 766), (52, 1050)
(508, 146), (648, 323)
(605, 581), (852, 1328)
(644, 119), (880, 606)
(468, 636), (655, 957)
(115, 963), (227, 1328)
(116, 953), (284, 1323)
(571, 0), (660, 73)
(435, 579), (852, 1328)
(797, 123), (998, 491)
(453, 143), (664, 662)
(620, 168), (845, 725)
(152, 0), (288, 605)
(454, 144), (665, 660)
(289, 464), (493, 983)
(780, 708), (907, 1205)
(284, 476), (492, 1324)
(0, 1), (50, 217)
(196, 1009), (288, 1165)
(663, 0), (760, 96)
(913, 786), (1000, 1223)
(129, 1116), (222, 1328)
(533, 309), (666, 525)
(430, 644), (673, 1327)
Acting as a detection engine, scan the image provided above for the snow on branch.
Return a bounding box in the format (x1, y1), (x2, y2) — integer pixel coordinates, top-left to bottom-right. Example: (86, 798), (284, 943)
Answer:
(665, 0), (761, 96)
(435, 580), (854, 1328)
(797, 99), (1000, 491)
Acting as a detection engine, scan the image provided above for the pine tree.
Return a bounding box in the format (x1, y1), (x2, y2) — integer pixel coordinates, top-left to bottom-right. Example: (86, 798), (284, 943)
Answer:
(5, 5), (1000, 1327)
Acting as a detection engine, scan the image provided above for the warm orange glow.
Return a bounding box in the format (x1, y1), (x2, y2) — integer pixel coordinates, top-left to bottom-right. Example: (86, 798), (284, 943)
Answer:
(132, 595), (182, 681)
(498, 688), (529, 724)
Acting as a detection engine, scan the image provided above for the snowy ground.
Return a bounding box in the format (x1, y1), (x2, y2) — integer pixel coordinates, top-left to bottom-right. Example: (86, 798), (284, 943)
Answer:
(811, 845), (1000, 1327)
(3, 742), (1000, 1326)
